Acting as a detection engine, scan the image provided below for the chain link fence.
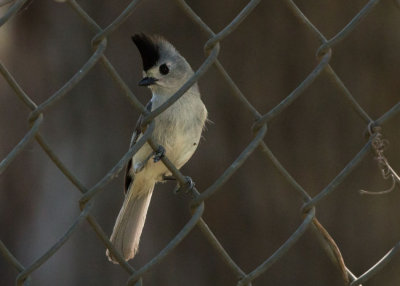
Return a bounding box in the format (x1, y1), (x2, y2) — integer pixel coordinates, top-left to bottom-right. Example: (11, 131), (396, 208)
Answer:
(1, 0), (400, 285)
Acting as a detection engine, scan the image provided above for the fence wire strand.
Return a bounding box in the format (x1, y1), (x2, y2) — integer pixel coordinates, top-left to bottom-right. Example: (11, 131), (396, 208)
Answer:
(1, 0), (400, 285)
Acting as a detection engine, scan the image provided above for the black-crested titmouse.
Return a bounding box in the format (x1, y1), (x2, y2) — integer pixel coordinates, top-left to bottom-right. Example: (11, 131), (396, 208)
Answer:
(106, 33), (207, 263)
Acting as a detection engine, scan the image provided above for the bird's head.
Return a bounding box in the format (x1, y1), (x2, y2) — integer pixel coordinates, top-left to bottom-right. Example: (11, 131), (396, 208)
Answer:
(132, 33), (195, 96)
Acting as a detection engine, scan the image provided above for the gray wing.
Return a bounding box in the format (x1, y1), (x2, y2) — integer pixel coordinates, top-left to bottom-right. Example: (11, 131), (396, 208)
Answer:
(124, 101), (152, 193)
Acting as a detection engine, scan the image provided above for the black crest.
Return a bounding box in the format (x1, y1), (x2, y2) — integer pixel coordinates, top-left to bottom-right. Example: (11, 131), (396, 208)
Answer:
(132, 33), (160, 71)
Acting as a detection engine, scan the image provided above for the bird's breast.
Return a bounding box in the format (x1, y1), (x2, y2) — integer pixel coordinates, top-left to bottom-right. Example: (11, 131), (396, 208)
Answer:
(151, 95), (206, 169)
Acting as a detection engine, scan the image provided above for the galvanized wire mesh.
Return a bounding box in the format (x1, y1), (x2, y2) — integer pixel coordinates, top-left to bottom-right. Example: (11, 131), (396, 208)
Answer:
(1, 0), (400, 285)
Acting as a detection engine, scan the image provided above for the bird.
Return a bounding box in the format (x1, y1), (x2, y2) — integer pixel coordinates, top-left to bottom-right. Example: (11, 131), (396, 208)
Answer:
(106, 33), (208, 263)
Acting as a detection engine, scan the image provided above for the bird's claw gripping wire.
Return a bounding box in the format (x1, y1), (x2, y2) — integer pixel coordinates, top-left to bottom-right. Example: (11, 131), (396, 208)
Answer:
(173, 176), (195, 194)
(153, 145), (166, 163)
(134, 145), (166, 173)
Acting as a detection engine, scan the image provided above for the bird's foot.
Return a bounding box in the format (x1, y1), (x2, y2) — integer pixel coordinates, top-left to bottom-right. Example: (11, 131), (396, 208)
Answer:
(173, 176), (195, 194)
(153, 145), (166, 163)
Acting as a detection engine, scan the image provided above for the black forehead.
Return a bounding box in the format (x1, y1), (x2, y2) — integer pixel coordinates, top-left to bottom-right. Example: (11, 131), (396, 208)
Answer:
(132, 33), (160, 71)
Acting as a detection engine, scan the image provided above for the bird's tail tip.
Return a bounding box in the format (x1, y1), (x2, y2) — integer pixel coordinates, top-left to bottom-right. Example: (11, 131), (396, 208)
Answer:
(106, 179), (155, 263)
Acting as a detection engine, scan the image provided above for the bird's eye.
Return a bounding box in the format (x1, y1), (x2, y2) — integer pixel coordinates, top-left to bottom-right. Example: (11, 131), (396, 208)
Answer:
(159, 64), (169, 75)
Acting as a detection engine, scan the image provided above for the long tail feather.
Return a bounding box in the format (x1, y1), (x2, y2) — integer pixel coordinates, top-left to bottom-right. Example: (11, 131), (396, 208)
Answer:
(106, 178), (155, 263)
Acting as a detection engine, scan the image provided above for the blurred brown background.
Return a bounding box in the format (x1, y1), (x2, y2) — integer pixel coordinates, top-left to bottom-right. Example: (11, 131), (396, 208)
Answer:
(1, 0), (400, 285)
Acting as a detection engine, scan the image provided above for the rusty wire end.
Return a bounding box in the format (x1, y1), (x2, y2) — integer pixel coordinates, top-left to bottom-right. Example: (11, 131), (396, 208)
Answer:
(360, 125), (400, 196)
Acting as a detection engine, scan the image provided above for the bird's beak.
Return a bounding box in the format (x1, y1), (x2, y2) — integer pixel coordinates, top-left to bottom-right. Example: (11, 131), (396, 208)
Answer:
(138, 77), (158, 86)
